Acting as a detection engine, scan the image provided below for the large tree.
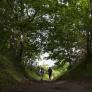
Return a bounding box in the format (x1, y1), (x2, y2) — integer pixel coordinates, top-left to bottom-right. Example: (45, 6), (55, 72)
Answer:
(0, 0), (91, 68)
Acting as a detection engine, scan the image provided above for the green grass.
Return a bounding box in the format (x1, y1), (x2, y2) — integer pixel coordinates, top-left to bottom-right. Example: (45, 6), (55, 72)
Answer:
(0, 69), (18, 92)
(0, 54), (27, 92)
(25, 62), (69, 81)
(25, 68), (41, 80)
(61, 58), (92, 79)
(53, 62), (69, 80)
(0, 54), (25, 80)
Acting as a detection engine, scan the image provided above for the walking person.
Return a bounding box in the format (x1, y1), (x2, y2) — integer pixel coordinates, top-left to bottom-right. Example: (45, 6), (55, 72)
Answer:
(48, 67), (52, 80)
(39, 67), (44, 80)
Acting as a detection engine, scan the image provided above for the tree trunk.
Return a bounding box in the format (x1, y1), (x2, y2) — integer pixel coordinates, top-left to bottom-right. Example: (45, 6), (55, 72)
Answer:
(86, 0), (92, 58)
(86, 31), (91, 57)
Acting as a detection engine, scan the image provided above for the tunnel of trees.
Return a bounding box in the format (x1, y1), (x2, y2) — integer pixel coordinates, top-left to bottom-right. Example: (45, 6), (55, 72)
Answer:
(0, 0), (92, 83)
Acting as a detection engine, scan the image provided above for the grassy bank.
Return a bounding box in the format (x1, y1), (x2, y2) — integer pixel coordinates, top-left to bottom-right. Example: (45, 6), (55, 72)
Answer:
(61, 57), (92, 79)
(0, 54), (26, 92)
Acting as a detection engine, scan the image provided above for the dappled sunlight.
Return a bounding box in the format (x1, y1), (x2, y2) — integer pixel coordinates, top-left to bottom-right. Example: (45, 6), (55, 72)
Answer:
(27, 53), (70, 80)
(53, 70), (61, 79)
(26, 62), (69, 80)
(0, 0), (92, 91)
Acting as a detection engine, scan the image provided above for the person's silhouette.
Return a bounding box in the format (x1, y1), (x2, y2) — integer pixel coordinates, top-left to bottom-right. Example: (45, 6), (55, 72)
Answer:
(48, 67), (52, 80)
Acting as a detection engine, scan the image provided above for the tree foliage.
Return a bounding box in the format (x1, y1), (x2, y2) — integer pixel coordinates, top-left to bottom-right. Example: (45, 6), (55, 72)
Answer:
(0, 0), (91, 68)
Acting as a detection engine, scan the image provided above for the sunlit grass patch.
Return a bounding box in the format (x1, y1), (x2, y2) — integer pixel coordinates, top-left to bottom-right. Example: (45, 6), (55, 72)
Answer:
(26, 62), (69, 80)
(52, 62), (69, 80)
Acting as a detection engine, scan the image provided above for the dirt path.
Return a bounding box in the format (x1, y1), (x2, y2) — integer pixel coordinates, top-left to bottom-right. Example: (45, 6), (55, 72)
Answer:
(17, 80), (92, 92)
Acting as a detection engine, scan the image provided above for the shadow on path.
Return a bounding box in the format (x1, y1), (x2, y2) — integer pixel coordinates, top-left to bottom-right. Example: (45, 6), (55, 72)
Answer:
(13, 79), (92, 92)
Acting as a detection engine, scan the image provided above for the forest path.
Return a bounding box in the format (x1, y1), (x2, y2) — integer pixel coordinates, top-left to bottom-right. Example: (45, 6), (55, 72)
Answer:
(18, 79), (92, 92)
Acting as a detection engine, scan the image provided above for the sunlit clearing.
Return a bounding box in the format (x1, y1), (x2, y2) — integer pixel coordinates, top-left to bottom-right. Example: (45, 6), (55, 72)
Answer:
(35, 53), (56, 67)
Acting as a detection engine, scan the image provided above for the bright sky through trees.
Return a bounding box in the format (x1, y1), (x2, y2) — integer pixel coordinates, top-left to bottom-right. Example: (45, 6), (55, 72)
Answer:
(36, 53), (56, 67)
